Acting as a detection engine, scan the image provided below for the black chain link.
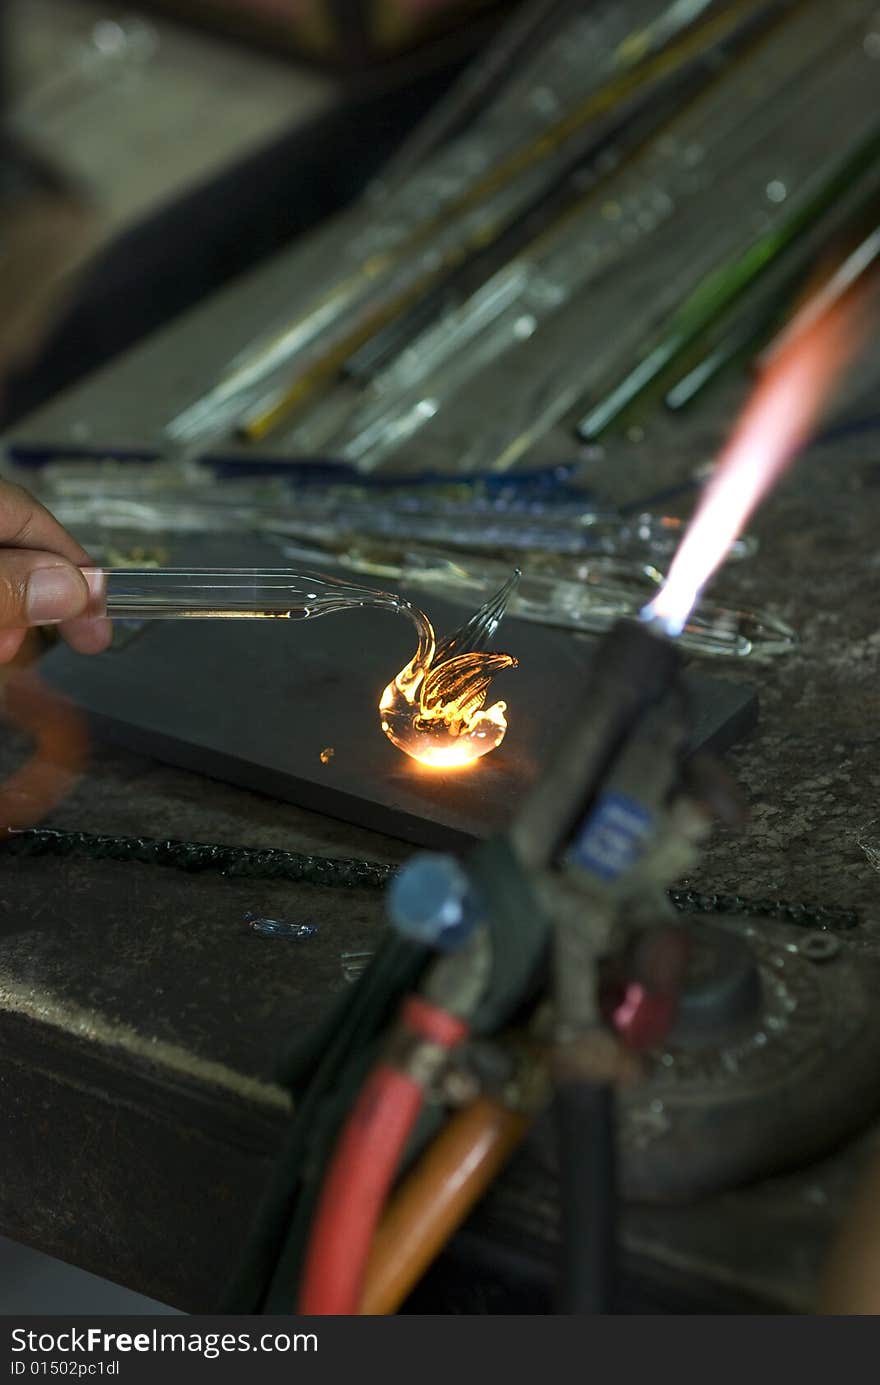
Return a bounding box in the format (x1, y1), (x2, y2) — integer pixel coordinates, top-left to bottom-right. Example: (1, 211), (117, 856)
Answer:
(0, 828), (860, 930)
(0, 827), (394, 889)
(668, 886), (859, 932)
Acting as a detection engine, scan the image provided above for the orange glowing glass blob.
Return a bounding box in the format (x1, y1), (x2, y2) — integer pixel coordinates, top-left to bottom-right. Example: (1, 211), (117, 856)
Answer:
(379, 576), (519, 770)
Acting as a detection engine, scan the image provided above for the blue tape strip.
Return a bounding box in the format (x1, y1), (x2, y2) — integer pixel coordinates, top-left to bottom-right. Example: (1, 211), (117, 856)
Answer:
(568, 792), (655, 882)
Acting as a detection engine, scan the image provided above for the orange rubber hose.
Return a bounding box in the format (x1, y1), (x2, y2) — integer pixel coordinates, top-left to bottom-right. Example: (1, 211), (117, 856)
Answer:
(359, 1097), (529, 1315)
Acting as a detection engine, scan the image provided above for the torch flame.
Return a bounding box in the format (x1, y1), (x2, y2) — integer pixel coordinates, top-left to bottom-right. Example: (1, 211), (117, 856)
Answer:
(645, 298), (863, 637)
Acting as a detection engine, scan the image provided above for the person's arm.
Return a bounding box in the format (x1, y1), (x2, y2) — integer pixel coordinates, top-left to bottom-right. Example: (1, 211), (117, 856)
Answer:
(0, 479), (111, 664)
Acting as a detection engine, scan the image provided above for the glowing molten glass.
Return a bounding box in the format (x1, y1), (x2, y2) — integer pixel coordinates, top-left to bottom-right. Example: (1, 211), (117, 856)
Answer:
(379, 581), (518, 770)
(645, 301), (860, 637)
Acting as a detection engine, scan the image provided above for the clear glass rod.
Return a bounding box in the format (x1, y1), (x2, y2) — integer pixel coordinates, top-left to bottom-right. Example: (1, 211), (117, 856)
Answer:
(81, 567), (418, 624)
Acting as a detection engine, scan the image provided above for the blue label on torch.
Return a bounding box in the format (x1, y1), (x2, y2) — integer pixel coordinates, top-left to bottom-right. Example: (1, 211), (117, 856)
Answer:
(568, 793), (655, 881)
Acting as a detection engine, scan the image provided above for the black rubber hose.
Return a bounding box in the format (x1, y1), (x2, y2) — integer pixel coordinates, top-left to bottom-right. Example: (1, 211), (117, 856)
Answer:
(554, 1079), (616, 1315)
(221, 934), (428, 1312)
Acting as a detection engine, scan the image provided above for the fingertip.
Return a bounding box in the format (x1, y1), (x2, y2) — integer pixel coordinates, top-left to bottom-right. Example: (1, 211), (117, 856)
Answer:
(0, 629), (26, 664)
(60, 615), (113, 655)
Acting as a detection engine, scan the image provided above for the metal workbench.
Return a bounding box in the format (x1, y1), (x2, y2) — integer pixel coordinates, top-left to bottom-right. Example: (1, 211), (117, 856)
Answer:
(3, 175), (880, 1312)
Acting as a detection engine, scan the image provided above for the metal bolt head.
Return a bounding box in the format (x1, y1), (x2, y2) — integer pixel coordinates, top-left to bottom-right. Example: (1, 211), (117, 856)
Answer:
(387, 852), (478, 950)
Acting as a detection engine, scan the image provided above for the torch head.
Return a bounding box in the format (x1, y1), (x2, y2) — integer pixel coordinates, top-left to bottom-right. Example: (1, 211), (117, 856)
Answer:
(510, 618), (686, 875)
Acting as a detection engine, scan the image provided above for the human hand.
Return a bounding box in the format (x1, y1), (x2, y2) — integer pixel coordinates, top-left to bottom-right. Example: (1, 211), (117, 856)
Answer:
(0, 480), (111, 663)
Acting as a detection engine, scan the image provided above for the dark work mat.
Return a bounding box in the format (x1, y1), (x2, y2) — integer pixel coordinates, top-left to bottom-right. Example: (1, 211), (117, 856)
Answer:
(43, 557), (757, 851)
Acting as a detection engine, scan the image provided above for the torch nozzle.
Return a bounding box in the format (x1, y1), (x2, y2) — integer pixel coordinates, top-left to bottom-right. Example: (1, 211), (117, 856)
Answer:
(511, 618), (682, 871)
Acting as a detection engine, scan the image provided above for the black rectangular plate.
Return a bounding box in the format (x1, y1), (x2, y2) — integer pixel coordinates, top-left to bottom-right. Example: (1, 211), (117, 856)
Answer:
(43, 552), (757, 851)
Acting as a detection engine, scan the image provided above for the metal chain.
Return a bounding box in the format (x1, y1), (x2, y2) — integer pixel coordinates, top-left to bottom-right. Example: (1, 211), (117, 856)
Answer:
(0, 827), (860, 930)
(0, 827), (394, 889)
(668, 886), (859, 932)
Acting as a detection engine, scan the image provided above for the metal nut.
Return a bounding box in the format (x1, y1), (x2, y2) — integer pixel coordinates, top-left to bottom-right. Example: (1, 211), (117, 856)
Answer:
(797, 933), (841, 964)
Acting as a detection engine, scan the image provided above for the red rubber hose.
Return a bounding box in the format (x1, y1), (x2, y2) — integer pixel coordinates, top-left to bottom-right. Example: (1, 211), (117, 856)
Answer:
(298, 1063), (425, 1315)
(298, 999), (468, 1316)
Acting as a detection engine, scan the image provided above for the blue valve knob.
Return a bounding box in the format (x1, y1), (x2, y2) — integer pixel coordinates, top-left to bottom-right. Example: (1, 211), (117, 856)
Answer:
(387, 853), (480, 951)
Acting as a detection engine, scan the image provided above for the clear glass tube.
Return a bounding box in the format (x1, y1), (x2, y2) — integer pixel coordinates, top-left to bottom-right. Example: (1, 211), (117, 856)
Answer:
(81, 567), (419, 626)
(275, 539), (796, 659)
(162, 0), (741, 456)
(264, 507), (756, 563)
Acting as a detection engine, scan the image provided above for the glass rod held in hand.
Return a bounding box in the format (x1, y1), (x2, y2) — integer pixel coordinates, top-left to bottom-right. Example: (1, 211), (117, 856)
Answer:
(81, 568), (418, 625)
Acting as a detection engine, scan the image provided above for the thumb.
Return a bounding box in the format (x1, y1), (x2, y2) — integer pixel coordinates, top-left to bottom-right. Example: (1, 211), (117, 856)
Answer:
(0, 552), (90, 628)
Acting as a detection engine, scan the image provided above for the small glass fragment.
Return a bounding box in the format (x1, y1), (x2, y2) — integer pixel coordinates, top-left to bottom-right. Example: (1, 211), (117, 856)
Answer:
(320, 747), (335, 765)
(341, 950), (375, 983)
(245, 913), (317, 940)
